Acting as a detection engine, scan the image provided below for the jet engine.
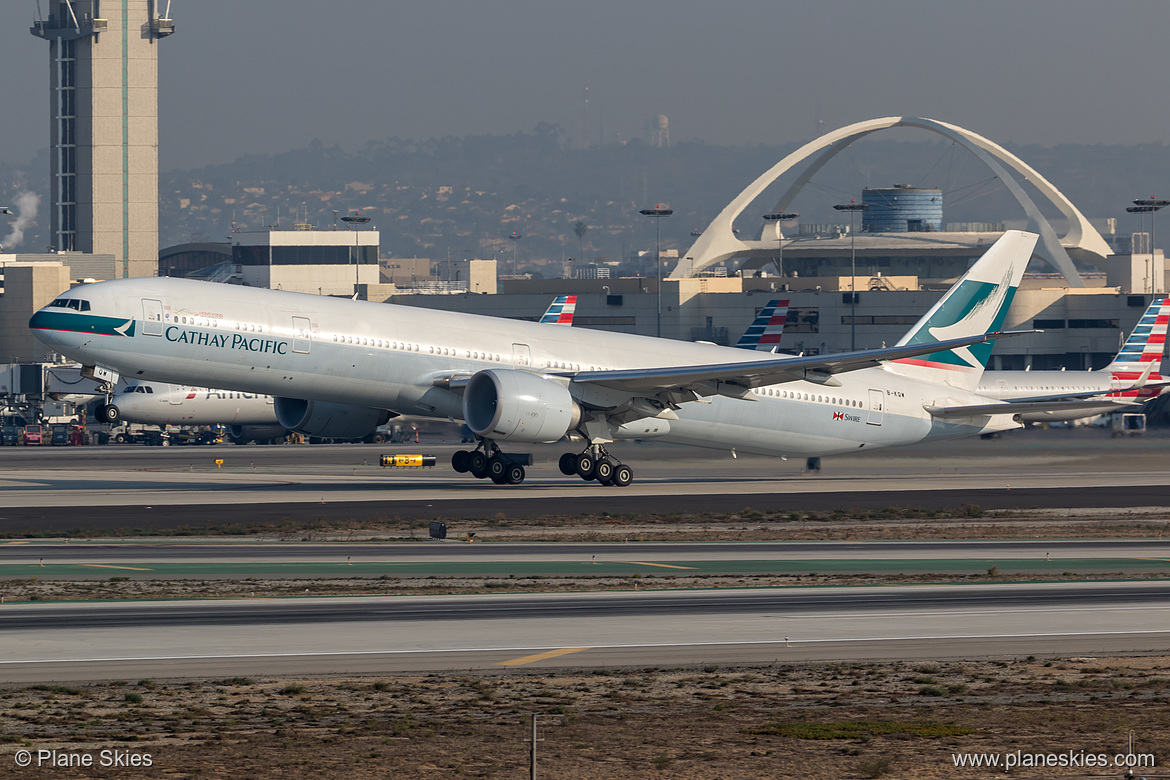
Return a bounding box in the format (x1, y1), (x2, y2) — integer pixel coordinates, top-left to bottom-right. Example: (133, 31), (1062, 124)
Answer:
(463, 369), (581, 443)
(227, 424), (289, 444)
(274, 398), (392, 440)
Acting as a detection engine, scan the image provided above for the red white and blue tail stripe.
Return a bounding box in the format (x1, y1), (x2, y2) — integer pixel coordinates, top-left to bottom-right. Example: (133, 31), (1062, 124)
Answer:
(540, 295), (577, 326)
(735, 299), (789, 351)
(1106, 295), (1168, 398)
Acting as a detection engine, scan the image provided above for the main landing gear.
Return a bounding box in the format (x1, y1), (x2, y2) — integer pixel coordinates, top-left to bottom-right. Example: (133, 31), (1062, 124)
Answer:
(558, 444), (633, 487)
(451, 439), (529, 485)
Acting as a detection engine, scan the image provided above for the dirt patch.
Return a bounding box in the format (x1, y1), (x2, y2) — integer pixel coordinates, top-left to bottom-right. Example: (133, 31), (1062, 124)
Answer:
(11, 506), (1170, 543)
(2, 570), (1168, 603)
(2, 656), (1168, 778)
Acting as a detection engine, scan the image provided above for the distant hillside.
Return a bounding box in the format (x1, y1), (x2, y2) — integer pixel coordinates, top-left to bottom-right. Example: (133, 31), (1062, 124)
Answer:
(4, 131), (1170, 271)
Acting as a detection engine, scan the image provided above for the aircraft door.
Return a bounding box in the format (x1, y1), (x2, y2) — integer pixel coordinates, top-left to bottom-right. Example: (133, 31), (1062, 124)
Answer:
(142, 299), (164, 336)
(292, 317), (312, 354)
(866, 389), (884, 425)
(168, 384), (185, 405)
(512, 343), (532, 368)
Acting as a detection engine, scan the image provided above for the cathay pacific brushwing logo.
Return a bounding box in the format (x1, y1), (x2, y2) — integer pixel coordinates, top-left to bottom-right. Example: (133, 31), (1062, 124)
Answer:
(901, 265), (1016, 371)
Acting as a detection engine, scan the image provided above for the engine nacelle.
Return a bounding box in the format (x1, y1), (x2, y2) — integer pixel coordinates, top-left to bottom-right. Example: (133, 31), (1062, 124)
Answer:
(463, 369), (581, 443)
(274, 398), (392, 440)
(228, 424), (289, 444)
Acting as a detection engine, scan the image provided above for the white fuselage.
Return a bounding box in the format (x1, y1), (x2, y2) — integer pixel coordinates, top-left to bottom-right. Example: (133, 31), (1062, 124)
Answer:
(32, 278), (1014, 459)
(108, 383), (277, 426)
(978, 370), (1152, 421)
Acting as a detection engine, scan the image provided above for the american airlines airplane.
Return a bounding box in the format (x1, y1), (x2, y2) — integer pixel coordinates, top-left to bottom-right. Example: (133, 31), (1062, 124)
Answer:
(977, 296), (1168, 421)
(32, 230), (1102, 487)
(732, 293), (1168, 422)
(95, 383), (287, 443)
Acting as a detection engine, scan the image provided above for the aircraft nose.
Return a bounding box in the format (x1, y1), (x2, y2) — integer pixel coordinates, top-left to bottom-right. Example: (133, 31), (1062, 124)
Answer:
(29, 306), (67, 346)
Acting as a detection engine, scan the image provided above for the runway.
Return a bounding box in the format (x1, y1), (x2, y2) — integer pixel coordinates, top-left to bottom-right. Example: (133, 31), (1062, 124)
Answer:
(1, 428), (1169, 531)
(2, 429), (1168, 682)
(2, 582), (1168, 682)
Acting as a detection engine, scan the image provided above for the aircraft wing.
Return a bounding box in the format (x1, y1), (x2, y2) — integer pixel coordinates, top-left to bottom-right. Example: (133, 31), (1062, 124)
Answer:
(925, 398), (1141, 418)
(566, 331), (1024, 396)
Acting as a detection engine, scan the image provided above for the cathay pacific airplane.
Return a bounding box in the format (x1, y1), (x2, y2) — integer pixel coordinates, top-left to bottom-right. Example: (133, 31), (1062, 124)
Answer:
(33, 230), (1069, 487)
(92, 297), (582, 443)
(96, 382), (288, 442)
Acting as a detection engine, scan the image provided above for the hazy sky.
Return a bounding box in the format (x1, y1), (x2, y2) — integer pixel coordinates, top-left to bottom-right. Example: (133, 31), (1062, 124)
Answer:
(3, 0), (1169, 170)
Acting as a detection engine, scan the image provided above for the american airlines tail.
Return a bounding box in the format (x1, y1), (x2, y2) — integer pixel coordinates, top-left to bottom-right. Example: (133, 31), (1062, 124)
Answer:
(539, 295), (577, 325)
(1105, 295), (1168, 399)
(735, 299), (789, 350)
(886, 230), (1035, 392)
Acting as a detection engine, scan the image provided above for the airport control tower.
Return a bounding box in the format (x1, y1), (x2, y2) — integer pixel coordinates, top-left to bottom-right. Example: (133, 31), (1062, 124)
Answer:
(31, 1), (175, 278)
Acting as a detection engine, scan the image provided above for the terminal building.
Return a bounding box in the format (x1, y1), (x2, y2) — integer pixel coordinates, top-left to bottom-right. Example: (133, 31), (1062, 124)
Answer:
(392, 117), (1167, 375)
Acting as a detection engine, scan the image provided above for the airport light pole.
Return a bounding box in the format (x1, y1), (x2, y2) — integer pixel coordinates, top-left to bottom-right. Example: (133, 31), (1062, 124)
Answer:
(833, 202), (868, 350)
(1128, 199), (1168, 293)
(508, 231), (522, 276)
(0, 207), (11, 253)
(763, 211), (799, 278)
(640, 206), (673, 338)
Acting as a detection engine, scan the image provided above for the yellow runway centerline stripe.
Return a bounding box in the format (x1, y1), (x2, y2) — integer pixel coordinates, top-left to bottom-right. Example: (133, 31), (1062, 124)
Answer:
(615, 561), (699, 570)
(78, 564), (154, 571)
(2, 541), (30, 545)
(497, 647), (590, 666)
(1136, 558), (1170, 562)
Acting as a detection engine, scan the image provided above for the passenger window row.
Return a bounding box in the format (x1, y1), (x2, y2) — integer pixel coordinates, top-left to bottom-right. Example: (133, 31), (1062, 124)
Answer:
(756, 387), (864, 407)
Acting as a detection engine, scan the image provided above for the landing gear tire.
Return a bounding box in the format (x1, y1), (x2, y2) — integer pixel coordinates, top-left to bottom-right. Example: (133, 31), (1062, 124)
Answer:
(575, 452), (597, 481)
(487, 456), (508, 483)
(594, 458), (615, 483)
(558, 452), (577, 476)
(451, 450), (470, 473)
(612, 463), (633, 487)
(468, 450), (489, 479)
(506, 463), (526, 485)
(97, 404), (120, 424)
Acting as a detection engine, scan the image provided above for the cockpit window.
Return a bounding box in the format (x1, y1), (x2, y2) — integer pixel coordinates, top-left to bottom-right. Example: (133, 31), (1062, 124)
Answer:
(47, 298), (90, 311)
